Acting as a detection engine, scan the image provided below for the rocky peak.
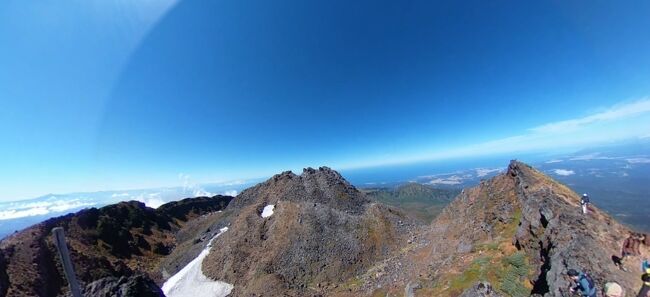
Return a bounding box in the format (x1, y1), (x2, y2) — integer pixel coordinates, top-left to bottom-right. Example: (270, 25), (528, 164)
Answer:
(506, 160), (641, 296)
(414, 160), (645, 296)
(203, 167), (410, 296)
(231, 166), (369, 213)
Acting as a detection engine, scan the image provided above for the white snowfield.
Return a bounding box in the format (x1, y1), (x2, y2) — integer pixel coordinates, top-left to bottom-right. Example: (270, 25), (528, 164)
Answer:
(162, 227), (233, 297)
(261, 204), (275, 218)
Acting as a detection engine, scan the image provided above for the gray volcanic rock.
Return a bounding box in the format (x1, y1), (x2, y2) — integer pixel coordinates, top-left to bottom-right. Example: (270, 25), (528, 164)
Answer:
(460, 282), (503, 297)
(84, 273), (163, 297)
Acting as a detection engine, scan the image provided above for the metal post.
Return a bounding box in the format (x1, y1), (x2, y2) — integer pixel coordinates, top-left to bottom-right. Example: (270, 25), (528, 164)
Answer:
(52, 227), (83, 297)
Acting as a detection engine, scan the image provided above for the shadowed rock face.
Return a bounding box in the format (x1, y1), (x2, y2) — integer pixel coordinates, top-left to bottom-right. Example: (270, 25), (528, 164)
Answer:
(84, 273), (164, 297)
(203, 167), (413, 296)
(0, 250), (7, 297)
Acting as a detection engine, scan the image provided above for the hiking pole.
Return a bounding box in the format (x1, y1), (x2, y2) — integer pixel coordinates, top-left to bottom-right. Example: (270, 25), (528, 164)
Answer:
(52, 227), (83, 297)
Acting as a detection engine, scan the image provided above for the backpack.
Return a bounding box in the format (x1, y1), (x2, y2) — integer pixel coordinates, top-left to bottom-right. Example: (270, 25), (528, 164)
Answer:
(581, 273), (595, 290)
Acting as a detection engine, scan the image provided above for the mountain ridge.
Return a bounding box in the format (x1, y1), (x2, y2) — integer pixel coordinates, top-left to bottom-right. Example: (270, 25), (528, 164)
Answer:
(0, 161), (647, 297)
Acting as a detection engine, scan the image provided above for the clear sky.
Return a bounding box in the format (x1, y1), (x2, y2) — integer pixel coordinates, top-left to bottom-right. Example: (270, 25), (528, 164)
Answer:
(1, 0), (650, 200)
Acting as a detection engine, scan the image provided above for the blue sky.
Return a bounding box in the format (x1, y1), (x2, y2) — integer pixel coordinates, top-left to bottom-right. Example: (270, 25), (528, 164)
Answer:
(1, 0), (650, 200)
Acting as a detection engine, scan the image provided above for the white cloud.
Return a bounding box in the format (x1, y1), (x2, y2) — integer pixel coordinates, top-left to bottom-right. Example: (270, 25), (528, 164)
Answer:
(552, 169), (575, 176)
(111, 192), (130, 198)
(530, 99), (650, 133)
(134, 193), (165, 209)
(475, 168), (502, 177)
(568, 153), (620, 161)
(0, 207), (50, 220)
(179, 173), (214, 198)
(545, 159), (563, 164)
(221, 190), (238, 196)
(427, 175), (465, 185)
(339, 98), (650, 170)
(627, 158), (650, 164)
(0, 199), (97, 220)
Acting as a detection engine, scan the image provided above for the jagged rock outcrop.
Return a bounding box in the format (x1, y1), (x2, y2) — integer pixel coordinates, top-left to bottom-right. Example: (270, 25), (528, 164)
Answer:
(230, 166), (370, 214)
(203, 167), (413, 296)
(157, 195), (233, 221)
(84, 273), (164, 297)
(0, 195), (233, 297)
(507, 161), (642, 296)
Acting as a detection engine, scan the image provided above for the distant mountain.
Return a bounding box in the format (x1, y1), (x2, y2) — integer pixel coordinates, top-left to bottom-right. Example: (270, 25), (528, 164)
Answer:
(0, 181), (253, 240)
(362, 183), (459, 223)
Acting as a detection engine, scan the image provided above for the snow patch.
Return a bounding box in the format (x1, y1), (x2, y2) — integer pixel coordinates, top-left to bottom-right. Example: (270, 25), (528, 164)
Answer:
(552, 169), (575, 176)
(261, 205), (275, 218)
(162, 227), (233, 297)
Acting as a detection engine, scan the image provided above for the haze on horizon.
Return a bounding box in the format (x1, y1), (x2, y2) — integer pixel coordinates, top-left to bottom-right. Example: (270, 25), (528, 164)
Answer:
(1, 1), (650, 201)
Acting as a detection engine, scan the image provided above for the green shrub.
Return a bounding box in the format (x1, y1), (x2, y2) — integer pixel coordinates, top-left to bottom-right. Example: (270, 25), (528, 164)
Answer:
(499, 252), (529, 297)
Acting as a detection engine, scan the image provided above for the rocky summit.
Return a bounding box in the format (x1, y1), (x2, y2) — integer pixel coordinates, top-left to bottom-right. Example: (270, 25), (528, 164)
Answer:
(357, 161), (648, 296)
(203, 166), (414, 296)
(0, 162), (648, 297)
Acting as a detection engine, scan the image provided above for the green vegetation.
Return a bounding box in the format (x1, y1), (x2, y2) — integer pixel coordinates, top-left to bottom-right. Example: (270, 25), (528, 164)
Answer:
(443, 252), (531, 297)
(498, 252), (530, 297)
(449, 256), (491, 293)
(363, 183), (460, 223)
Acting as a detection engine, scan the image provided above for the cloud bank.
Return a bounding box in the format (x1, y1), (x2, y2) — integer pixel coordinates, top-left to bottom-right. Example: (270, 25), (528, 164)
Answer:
(0, 198), (97, 220)
(342, 98), (650, 169)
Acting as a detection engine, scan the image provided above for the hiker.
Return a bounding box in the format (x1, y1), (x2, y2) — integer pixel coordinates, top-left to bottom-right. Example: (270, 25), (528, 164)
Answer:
(637, 273), (650, 297)
(568, 269), (597, 297)
(603, 282), (624, 297)
(633, 233), (644, 255)
(580, 193), (590, 214)
(642, 259), (650, 274)
(620, 233), (638, 271)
